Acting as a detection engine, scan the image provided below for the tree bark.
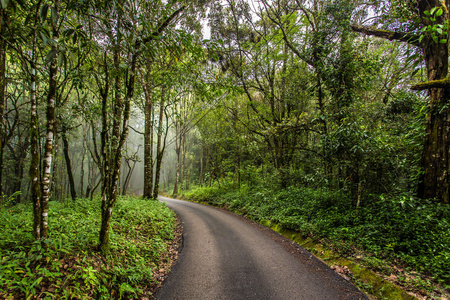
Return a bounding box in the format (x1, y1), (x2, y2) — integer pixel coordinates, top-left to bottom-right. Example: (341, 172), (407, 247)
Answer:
(30, 1), (42, 240)
(41, 0), (60, 239)
(173, 119), (180, 196)
(153, 87), (166, 199)
(180, 129), (186, 190)
(61, 125), (77, 201)
(141, 68), (154, 198)
(80, 127), (86, 197)
(417, 33), (450, 202)
(350, 25), (420, 46)
(0, 7), (6, 199)
(199, 139), (204, 186)
(99, 47), (136, 253)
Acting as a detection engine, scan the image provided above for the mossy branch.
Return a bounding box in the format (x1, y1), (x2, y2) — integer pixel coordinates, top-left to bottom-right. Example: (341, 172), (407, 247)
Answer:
(411, 77), (450, 90)
(350, 25), (421, 47)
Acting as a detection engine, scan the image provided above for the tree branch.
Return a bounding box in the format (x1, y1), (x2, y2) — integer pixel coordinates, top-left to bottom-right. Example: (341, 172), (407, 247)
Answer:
(350, 25), (421, 47)
(138, 5), (186, 48)
(411, 77), (450, 90)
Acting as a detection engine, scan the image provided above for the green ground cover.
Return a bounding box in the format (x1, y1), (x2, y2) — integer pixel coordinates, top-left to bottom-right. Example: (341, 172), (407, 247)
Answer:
(0, 196), (176, 299)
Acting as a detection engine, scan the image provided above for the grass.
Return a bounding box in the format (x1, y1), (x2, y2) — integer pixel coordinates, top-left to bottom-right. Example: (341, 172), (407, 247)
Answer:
(182, 183), (450, 299)
(0, 196), (177, 299)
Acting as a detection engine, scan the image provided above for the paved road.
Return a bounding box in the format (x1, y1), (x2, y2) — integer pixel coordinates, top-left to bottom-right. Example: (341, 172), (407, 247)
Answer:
(156, 196), (368, 300)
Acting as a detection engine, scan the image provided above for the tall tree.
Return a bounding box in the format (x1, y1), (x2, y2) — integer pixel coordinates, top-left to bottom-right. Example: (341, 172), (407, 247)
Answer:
(140, 65), (155, 199)
(40, 0), (61, 239)
(95, 0), (186, 253)
(0, 3), (6, 199)
(351, 0), (450, 203)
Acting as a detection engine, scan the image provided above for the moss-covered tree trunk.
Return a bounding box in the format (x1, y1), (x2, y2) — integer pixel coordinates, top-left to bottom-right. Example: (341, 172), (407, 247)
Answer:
(351, 0), (450, 204)
(416, 19), (450, 203)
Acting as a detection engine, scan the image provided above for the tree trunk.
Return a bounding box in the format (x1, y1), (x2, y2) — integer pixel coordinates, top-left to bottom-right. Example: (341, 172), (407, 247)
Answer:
(40, 0), (60, 239)
(180, 131), (186, 190)
(351, 0), (450, 203)
(417, 55), (450, 202)
(0, 7), (6, 199)
(30, 65), (41, 237)
(80, 127), (86, 197)
(153, 87), (166, 199)
(29, 2), (41, 239)
(122, 158), (136, 196)
(99, 47), (136, 253)
(141, 69), (154, 198)
(199, 139), (204, 186)
(62, 125), (77, 201)
(415, 0), (450, 203)
(99, 42), (123, 253)
(173, 120), (180, 196)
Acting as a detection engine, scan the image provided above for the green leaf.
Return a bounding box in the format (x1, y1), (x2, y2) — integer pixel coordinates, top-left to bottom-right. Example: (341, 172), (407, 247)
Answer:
(437, 28), (443, 35)
(64, 28), (75, 37)
(40, 4), (49, 22)
(0, 0), (9, 9)
(430, 7), (438, 15)
(58, 52), (65, 68)
(424, 10), (431, 16)
(40, 32), (48, 45)
(436, 8), (443, 17)
(439, 39), (447, 43)
(44, 49), (57, 65)
(47, 38), (58, 46)
(430, 17), (436, 22)
(51, 6), (58, 26)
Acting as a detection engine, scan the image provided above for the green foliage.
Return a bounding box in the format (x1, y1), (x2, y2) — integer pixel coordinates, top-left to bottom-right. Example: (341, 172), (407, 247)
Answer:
(420, 7), (449, 44)
(0, 196), (176, 299)
(186, 183), (450, 290)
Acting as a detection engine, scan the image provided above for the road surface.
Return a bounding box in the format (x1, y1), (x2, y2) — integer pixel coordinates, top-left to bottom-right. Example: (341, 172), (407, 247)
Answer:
(156, 196), (368, 300)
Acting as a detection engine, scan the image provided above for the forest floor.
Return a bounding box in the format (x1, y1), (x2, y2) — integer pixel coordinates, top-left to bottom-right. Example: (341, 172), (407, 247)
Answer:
(0, 196), (182, 299)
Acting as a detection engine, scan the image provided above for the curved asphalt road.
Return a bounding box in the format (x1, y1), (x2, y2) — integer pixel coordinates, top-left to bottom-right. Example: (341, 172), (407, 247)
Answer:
(156, 196), (368, 300)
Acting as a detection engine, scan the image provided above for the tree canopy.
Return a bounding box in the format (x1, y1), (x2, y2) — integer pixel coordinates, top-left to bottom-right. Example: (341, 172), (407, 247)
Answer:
(1, 0), (450, 297)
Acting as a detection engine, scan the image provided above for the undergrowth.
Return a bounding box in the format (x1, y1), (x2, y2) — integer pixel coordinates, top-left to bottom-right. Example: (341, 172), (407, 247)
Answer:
(183, 184), (450, 297)
(0, 196), (176, 299)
